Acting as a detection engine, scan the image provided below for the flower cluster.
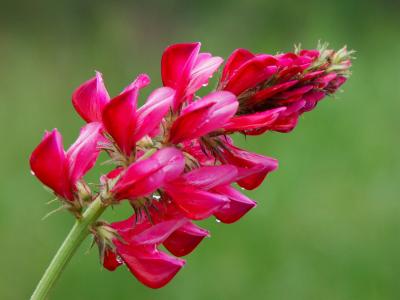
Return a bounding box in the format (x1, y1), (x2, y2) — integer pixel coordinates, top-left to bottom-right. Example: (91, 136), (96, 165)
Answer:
(30, 42), (352, 288)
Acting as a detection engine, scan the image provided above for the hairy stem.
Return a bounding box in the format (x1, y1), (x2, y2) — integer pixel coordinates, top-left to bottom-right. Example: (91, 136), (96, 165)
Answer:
(30, 197), (107, 300)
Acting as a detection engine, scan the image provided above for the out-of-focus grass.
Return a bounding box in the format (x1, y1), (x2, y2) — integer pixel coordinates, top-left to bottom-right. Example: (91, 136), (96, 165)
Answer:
(0, 0), (399, 299)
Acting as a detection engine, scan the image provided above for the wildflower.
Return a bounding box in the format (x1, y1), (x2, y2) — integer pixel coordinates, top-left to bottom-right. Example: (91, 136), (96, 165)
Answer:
(102, 74), (151, 157)
(30, 42), (352, 295)
(30, 123), (103, 203)
(142, 201), (210, 257)
(110, 147), (185, 201)
(101, 214), (186, 288)
(164, 165), (238, 220)
(169, 91), (238, 144)
(161, 42), (224, 109)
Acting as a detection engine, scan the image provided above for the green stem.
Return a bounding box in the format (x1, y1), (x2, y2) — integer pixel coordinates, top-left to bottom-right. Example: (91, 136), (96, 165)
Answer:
(30, 197), (107, 300)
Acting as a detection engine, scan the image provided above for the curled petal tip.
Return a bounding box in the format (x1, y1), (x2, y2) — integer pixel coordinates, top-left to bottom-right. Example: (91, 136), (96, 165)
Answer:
(123, 74), (151, 93)
(72, 72), (110, 123)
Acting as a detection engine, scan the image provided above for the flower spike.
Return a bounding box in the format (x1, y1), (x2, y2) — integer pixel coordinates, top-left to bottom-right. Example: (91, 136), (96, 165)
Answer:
(30, 41), (352, 294)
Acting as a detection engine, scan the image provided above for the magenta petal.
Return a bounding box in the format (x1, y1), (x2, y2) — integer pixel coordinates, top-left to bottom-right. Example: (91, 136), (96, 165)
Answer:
(112, 159), (164, 200)
(301, 91), (326, 112)
(152, 147), (186, 181)
(72, 71), (110, 123)
(103, 249), (123, 271)
(102, 87), (138, 156)
(270, 114), (300, 133)
(249, 80), (299, 104)
(221, 48), (255, 83)
(194, 91), (238, 135)
(66, 122), (104, 184)
(266, 100), (306, 133)
(117, 244), (185, 289)
(111, 211), (186, 288)
(278, 85), (314, 100)
(131, 219), (187, 245)
(301, 70), (325, 81)
(222, 144), (278, 190)
(122, 74), (151, 93)
(179, 165), (238, 189)
(329, 76), (347, 90)
(213, 185), (257, 223)
(299, 49), (320, 59)
(30, 129), (72, 200)
(283, 100), (307, 115)
(161, 42), (201, 89)
(161, 43), (224, 108)
(112, 148), (184, 200)
(110, 214), (137, 235)
(187, 54), (223, 94)
(169, 102), (213, 143)
(164, 222), (209, 257)
(224, 55), (278, 95)
(166, 187), (229, 220)
(169, 91), (238, 143)
(321, 73), (338, 86)
(237, 165), (277, 190)
(134, 87), (174, 141)
(223, 107), (285, 132)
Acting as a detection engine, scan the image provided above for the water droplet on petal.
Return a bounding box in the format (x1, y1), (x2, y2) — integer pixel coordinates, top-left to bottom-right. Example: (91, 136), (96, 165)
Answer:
(116, 255), (124, 264)
(30, 170), (35, 176)
(216, 219), (221, 223)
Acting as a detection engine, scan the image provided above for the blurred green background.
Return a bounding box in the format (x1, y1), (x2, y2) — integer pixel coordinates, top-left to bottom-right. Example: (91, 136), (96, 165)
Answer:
(1, 0), (399, 299)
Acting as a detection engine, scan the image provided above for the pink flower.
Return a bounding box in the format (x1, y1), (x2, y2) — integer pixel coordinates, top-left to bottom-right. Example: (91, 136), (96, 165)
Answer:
(213, 185), (257, 224)
(102, 74), (150, 156)
(220, 50), (278, 95)
(163, 221), (209, 257)
(30, 41), (352, 291)
(103, 214), (186, 288)
(101, 74), (174, 157)
(72, 71), (110, 123)
(163, 163), (257, 223)
(164, 165), (238, 220)
(30, 123), (104, 201)
(169, 91), (238, 143)
(30, 130), (71, 199)
(111, 147), (185, 201)
(147, 202), (210, 257)
(161, 42), (223, 109)
(220, 142), (278, 190)
(134, 87), (175, 140)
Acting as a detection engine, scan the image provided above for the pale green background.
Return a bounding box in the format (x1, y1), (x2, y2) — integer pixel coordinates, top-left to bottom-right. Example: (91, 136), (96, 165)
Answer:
(0, 0), (399, 299)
